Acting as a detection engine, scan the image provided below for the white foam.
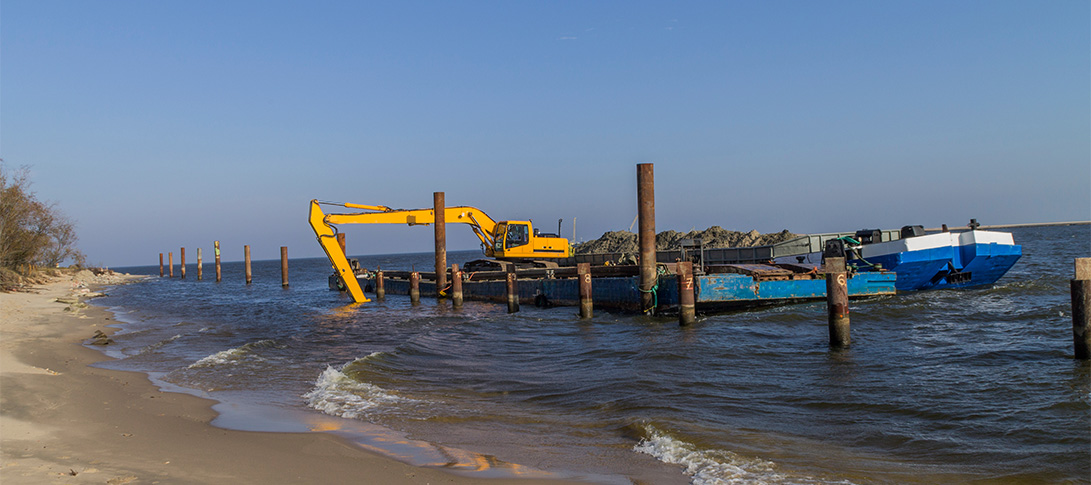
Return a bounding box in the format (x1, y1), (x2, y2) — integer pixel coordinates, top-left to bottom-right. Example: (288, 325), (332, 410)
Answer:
(302, 363), (407, 420)
(187, 339), (275, 368)
(634, 424), (838, 485)
(189, 347), (248, 368)
(142, 334), (183, 353)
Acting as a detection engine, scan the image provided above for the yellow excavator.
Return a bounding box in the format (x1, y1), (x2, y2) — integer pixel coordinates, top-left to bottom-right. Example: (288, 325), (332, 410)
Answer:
(309, 199), (571, 303)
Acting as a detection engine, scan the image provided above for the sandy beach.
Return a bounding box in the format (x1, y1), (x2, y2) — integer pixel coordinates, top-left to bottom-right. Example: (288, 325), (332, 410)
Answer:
(0, 273), (583, 484)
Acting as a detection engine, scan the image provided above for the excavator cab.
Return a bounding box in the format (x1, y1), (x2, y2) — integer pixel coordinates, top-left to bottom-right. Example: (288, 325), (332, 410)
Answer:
(504, 223), (530, 248)
(493, 222), (530, 256)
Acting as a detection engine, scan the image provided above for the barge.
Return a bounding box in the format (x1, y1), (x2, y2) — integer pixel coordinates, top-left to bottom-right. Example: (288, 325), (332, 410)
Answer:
(348, 263), (896, 313)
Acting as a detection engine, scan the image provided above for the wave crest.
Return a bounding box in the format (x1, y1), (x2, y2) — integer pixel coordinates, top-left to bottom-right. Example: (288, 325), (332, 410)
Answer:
(633, 423), (843, 485)
(187, 339), (278, 368)
(302, 363), (407, 420)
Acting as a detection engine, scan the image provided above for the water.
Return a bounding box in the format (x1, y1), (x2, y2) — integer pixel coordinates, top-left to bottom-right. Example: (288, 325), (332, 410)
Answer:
(100, 225), (1090, 484)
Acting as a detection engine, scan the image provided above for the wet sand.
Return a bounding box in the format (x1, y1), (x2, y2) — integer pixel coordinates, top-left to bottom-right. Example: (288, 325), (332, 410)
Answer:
(0, 273), (583, 484)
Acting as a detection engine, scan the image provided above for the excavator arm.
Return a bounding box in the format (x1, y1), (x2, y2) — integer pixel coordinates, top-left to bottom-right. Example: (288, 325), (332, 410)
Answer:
(322, 201), (500, 248)
(309, 199), (501, 303)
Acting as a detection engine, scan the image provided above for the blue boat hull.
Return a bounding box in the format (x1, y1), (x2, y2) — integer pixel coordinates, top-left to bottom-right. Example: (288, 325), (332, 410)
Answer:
(852, 231), (1021, 291)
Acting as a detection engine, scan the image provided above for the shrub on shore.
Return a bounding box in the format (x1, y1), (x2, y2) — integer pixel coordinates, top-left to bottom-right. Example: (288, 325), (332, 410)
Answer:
(1, 162), (86, 290)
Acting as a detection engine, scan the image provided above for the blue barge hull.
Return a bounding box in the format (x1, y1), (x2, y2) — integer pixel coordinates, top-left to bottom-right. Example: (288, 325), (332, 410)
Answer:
(357, 271), (896, 312)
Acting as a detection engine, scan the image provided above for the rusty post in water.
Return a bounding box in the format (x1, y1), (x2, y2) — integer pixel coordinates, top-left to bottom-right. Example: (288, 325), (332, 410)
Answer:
(506, 266), (519, 313)
(637, 163), (657, 314)
(169, 252), (174, 278)
(376, 269), (385, 300)
(159, 253), (164, 277)
(677, 261), (696, 326)
(281, 246), (289, 287)
(197, 248), (203, 280)
(451, 263), (463, 308)
(434, 192), (448, 298)
(180, 247), (186, 279)
(825, 257), (850, 348)
(578, 263), (592, 319)
(214, 241), (222, 282)
(244, 245), (252, 285)
(1072, 258), (1091, 360)
(409, 272), (421, 304)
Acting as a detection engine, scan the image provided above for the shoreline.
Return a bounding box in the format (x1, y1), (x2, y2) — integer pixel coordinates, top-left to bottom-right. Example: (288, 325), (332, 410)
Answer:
(0, 273), (585, 484)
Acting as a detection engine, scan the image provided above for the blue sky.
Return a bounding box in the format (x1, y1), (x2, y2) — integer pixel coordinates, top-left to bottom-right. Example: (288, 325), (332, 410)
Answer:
(3, 1), (1088, 267)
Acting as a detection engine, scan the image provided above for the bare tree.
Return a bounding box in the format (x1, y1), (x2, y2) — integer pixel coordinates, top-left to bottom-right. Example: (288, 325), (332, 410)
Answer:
(0, 162), (85, 271)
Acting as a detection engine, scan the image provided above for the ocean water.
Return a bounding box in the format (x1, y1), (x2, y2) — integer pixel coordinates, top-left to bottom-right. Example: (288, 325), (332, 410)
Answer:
(100, 225), (1090, 484)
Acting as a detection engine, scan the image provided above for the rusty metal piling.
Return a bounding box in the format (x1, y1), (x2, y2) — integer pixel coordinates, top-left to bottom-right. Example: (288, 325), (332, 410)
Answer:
(281, 246), (289, 287)
(825, 257), (850, 348)
(215, 241), (222, 282)
(578, 263), (592, 319)
(434, 192), (447, 298)
(197, 248), (203, 280)
(409, 272), (421, 304)
(180, 247), (186, 279)
(169, 252), (174, 278)
(1072, 258), (1091, 360)
(159, 253), (164, 277)
(637, 163), (657, 314)
(506, 267), (519, 313)
(451, 264), (463, 308)
(677, 261), (696, 326)
(376, 270), (385, 300)
(244, 245), (252, 284)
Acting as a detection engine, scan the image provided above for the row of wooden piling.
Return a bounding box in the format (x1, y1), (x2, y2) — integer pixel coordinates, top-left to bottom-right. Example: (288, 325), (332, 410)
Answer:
(158, 242), (290, 287)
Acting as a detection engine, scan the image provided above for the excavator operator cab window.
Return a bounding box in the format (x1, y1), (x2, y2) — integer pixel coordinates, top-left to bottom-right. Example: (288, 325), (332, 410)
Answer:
(505, 223), (529, 249)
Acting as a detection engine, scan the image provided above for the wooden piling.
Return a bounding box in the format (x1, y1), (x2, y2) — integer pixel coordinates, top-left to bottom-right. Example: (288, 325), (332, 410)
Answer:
(197, 248), (203, 280)
(434, 192), (447, 298)
(376, 270), (386, 300)
(825, 256), (850, 348)
(506, 266), (519, 313)
(677, 261), (696, 326)
(1072, 258), (1091, 360)
(244, 245), (252, 285)
(180, 247), (186, 279)
(637, 163), (657, 314)
(451, 264), (463, 308)
(281, 246), (289, 287)
(578, 262), (593, 319)
(336, 233), (346, 254)
(159, 253), (164, 277)
(169, 252), (174, 278)
(409, 272), (420, 304)
(215, 241), (222, 282)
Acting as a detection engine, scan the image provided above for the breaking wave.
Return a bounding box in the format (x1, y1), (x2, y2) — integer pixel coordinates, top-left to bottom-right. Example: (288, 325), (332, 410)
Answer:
(187, 339), (279, 368)
(302, 356), (410, 420)
(633, 423), (849, 485)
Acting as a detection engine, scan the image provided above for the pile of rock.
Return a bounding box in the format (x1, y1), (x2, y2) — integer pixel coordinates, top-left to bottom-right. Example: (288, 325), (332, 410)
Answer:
(573, 226), (798, 254)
